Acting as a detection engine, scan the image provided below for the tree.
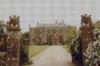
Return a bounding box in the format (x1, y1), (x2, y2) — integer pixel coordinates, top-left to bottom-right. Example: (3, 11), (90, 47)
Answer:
(65, 26), (83, 65)
(0, 23), (6, 51)
(83, 40), (100, 66)
(66, 26), (81, 53)
(20, 32), (28, 54)
(0, 38), (4, 51)
(0, 23), (5, 35)
(23, 32), (29, 38)
(20, 32), (29, 65)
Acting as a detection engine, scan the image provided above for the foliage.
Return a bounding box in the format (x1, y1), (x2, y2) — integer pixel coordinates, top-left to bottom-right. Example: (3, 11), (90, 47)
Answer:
(25, 59), (33, 65)
(71, 36), (83, 66)
(0, 38), (4, 51)
(61, 42), (66, 45)
(84, 22), (100, 66)
(20, 32), (29, 65)
(20, 32), (28, 54)
(93, 21), (100, 30)
(65, 26), (83, 66)
(66, 26), (81, 53)
(63, 45), (70, 51)
(0, 38), (4, 45)
(48, 42), (52, 45)
(83, 40), (100, 66)
(37, 42), (52, 45)
(0, 23), (5, 35)
(21, 59), (33, 66)
(23, 32), (29, 38)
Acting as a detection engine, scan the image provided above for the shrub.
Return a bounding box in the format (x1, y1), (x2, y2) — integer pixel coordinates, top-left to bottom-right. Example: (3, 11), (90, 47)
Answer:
(0, 38), (4, 51)
(25, 59), (33, 65)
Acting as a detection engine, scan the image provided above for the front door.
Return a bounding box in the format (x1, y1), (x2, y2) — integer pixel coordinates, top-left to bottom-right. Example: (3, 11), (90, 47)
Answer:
(53, 38), (57, 45)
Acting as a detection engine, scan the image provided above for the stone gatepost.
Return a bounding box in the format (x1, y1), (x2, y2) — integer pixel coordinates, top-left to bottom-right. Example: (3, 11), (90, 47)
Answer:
(0, 52), (7, 66)
(6, 15), (21, 66)
(80, 14), (94, 66)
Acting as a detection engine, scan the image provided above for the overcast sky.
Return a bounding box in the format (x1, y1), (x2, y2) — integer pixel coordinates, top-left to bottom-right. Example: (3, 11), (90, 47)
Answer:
(0, 0), (100, 32)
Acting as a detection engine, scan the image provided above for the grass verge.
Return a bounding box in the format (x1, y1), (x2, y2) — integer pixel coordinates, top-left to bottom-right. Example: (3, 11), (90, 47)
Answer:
(62, 45), (71, 54)
(62, 45), (69, 50)
(29, 45), (49, 58)
(23, 45), (49, 66)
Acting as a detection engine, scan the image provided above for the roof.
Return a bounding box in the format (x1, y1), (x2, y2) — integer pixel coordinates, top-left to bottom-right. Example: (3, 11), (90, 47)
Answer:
(35, 24), (68, 27)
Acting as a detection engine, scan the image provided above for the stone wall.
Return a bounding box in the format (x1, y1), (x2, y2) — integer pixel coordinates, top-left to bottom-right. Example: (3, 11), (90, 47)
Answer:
(6, 31), (20, 66)
(0, 52), (7, 66)
(80, 14), (94, 66)
(6, 15), (21, 66)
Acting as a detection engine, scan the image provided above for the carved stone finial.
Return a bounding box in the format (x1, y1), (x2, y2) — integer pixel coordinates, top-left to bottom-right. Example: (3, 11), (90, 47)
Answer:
(84, 14), (87, 16)
(9, 16), (11, 18)
(13, 15), (16, 17)
(81, 14), (92, 26)
(17, 16), (20, 18)
(7, 15), (21, 31)
(81, 15), (83, 17)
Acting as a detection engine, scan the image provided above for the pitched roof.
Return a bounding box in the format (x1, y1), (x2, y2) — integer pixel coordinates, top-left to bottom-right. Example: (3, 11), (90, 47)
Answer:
(35, 24), (68, 27)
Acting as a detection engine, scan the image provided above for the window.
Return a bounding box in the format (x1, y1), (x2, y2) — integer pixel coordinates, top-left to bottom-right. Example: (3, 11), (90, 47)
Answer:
(59, 36), (63, 43)
(35, 29), (40, 34)
(48, 29), (50, 34)
(53, 29), (56, 33)
(46, 37), (52, 42)
(59, 29), (62, 33)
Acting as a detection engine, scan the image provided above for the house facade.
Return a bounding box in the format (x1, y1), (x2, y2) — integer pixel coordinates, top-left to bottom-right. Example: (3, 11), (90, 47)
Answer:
(29, 20), (72, 45)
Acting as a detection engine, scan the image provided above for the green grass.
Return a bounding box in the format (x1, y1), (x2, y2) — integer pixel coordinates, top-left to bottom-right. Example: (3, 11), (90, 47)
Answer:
(62, 45), (68, 50)
(23, 59), (33, 66)
(29, 45), (49, 58)
(23, 45), (49, 66)
(62, 45), (71, 54)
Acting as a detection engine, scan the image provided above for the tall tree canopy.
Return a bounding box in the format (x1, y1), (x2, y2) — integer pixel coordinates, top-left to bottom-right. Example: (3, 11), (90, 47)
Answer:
(66, 26), (81, 53)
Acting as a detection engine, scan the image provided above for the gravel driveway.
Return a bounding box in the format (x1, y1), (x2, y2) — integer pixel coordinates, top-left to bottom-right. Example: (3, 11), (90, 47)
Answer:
(27, 46), (76, 66)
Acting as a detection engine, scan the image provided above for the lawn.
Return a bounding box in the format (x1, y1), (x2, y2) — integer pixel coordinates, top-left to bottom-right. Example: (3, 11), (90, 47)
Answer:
(29, 45), (49, 58)
(62, 45), (68, 50)
(62, 45), (71, 54)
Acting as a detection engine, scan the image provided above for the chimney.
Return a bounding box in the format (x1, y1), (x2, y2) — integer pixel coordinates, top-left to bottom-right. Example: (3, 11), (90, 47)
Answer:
(29, 24), (30, 28)
(62, 20), (64, 24)
(37, 22), (39, 25)
(55, 20), (58, 24)
(59, 22), (61, 24)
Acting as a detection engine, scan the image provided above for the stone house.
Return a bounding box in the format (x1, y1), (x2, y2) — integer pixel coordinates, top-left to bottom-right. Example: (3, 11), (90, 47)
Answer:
(29, 20), (71, 45)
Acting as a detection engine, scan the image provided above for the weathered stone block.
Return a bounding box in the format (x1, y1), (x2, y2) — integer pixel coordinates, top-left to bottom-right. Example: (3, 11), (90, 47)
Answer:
(0, 52), (7, 66)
